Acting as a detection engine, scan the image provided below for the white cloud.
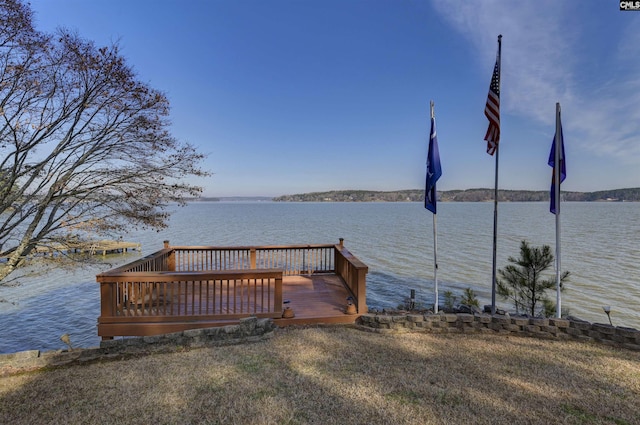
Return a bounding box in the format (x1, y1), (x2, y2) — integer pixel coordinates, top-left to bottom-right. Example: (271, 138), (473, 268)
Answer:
(432, 0), (640, 164)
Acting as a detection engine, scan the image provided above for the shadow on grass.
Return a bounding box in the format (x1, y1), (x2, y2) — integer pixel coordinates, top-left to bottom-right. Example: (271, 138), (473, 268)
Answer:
(1, 326), (639, 424)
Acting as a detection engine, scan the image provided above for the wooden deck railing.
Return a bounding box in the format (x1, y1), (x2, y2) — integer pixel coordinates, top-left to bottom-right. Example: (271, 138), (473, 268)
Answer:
(169, 243), (336, 275)
(335, 239), (368, 313)
(97, 269), (283, 338)
(97, 240), (367, 338)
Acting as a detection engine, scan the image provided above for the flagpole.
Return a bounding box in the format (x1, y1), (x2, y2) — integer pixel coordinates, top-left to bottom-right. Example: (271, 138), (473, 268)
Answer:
(431, 101), (439, 314)
(554, 102), (562, 318)
(490, 35), (502, 315)
(491, 143), (499, 315)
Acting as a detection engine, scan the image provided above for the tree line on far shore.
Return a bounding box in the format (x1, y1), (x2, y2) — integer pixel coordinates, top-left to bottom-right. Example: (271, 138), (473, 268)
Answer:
(272, 188), (640, 203)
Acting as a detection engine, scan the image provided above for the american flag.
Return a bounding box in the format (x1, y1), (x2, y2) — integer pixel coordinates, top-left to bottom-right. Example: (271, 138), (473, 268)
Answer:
(484, 53), (500, 155)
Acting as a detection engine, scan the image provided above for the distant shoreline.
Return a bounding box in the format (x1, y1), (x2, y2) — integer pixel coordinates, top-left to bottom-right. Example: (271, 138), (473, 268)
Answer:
(270, 187), (640, 203)
(191, 188), (640, 203)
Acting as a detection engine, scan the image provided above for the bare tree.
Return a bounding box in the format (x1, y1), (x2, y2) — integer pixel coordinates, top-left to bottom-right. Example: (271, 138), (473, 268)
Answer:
(0, 0), (208, 284)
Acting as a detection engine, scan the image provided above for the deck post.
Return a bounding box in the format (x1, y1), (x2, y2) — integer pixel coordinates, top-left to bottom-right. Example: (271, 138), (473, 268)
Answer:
(339, 238), (344, 248)
(274, 273), (283, 315)
(164, 241), (176, 272)
(98, 280), (115, 340)
(250, 248), (257, 269)
(356, 268), (368, 314)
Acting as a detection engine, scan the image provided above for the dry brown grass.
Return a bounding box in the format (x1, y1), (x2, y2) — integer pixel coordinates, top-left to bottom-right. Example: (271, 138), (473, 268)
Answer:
(1, 326), (639, 424)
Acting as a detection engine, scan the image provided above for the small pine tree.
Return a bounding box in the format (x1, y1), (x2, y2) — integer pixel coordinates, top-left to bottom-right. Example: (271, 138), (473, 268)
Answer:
(460, 287), (480, 308)
(443, 290), (457, 311)
(497, 240), (569, 317)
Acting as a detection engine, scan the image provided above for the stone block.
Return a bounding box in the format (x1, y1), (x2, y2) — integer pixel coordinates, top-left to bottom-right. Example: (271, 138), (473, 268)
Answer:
(142, 335), (162, 344)
(549, 318), (570, 328)
(475, 314), (492, 324)
(125, 337), (143, 347)
(0, 350), (40, 364)
(492, 316), (511, 326)
(616, 327), (639, 339)
(525, 325), (541, 333)
(504, 324), (522, 332)
(224, 325), (240, 334)
(529, 318), (549, 327)
(566, 327), (585, 337)
(205, 327), (223, 337)
(419, 321), (433, 330)
(592, 323), (616, 335)
(183, 328), (204, 338)
(392, 315), (407, 323)
(239, 317), (257, 333)
(588, 330), (606, 340)
(569, 320), (592, 331)
(510, 317), (529, 326)
(611, 334), (628, 344)
(165, 331), (185, 340)
(443, 314), (458, 323)
(99, 339), (123, 349)
(471, 321), (487, 330)
(573, 335), (594, 343)
(457, 314), (475, 323)
(257, 318), (273, 330)
(376, 315), (392, 324)
(488, 322), (504, 332)
(355, 324), (375, 333)
(77, 349), (103, 362)
(189, 340), (206, 348)
(359, 314), (375, 325)
(407, 314), (424, 323)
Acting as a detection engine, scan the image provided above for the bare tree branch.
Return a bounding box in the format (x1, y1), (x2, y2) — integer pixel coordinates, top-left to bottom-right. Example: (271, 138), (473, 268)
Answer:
(0, 0), (209, 283)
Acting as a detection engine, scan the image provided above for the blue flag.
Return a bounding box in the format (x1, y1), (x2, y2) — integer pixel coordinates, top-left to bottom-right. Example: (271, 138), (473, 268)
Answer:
(548, 121), (566, 214)
(425, 114), (442, 213)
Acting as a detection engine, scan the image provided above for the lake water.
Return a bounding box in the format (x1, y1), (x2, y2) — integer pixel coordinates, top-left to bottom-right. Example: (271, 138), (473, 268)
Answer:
(1, 201), (639, 353)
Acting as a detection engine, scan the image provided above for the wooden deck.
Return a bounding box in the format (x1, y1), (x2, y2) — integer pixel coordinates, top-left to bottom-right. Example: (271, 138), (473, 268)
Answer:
(97, 241), (367, 338)
(275, 274), (359, 326)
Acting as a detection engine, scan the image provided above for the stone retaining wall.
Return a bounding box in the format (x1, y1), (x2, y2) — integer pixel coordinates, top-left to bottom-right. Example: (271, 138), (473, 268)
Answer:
(4, 314), (638, 376)
(357, 313), (640, 351)
(0, 317), (275, 376)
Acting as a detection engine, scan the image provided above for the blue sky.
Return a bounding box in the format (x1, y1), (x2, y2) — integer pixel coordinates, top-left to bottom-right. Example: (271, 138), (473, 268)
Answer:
(28, 0), (640, 197)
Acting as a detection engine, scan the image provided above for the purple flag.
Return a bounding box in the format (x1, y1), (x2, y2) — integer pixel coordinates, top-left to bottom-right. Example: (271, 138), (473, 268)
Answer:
(425, 114), (442, 213)
(548, 121), (566, 214)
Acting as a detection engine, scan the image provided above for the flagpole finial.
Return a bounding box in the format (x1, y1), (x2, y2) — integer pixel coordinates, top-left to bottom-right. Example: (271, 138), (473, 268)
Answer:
(430, 100), (434, 119)
(498, 34), (502, 41)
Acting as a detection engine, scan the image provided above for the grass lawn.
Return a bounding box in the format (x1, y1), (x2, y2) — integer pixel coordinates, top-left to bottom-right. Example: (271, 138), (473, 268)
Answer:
(1, 326), (639, 424)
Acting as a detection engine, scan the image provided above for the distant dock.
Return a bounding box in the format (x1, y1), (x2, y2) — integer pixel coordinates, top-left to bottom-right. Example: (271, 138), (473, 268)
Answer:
(1, 240), (141, 262)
